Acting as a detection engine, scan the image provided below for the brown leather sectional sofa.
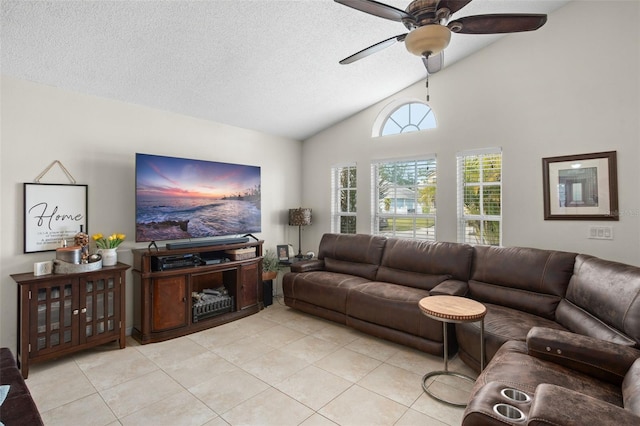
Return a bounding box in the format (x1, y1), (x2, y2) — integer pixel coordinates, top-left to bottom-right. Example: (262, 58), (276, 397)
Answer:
(0, 347), (43, 425)
(282, 233), (640, 424)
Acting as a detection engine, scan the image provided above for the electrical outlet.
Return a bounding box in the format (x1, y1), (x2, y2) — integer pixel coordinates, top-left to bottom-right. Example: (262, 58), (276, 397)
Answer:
(33, 261), (53, 276)
(588, 226), (614, 240)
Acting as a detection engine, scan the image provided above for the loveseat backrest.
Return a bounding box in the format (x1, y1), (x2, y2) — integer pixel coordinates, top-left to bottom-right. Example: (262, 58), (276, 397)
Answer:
(317, 233), (387, 281)
(376, 238), (473, 290)
(469, 246), (577, 320)
(555, 254), (640, 347)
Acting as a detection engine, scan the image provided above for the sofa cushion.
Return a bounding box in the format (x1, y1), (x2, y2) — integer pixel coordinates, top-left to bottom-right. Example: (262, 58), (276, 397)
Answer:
(556, 254), (640, 346)
(456, 303), (567, 371)
(623, 359), (640, 416)
(469, 246), (577, 319)
(318, 233), (387, 281)
(375, 238), (473, 289)
(346, 282), (442, 342)
(283, 271), (370, 314)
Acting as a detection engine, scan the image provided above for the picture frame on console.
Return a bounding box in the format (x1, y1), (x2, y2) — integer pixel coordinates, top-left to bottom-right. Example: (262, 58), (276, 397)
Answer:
(542, 151), (618, 220)
(23, 183), (88, 253)
(277, 244), (289, 261)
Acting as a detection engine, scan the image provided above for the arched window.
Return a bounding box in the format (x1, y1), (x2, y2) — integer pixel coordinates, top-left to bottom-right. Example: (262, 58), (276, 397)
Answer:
(373, 100), (437, 137)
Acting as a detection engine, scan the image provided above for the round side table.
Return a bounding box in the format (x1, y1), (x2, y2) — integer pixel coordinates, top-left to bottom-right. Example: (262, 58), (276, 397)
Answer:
(419, 295), (487, 406)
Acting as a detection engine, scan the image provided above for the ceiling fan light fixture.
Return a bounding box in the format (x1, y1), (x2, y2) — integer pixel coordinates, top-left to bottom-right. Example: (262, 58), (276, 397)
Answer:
(404, 24), (451, 57)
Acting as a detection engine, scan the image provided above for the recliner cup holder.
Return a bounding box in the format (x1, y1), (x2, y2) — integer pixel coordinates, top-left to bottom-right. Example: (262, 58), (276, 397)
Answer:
(493, 403), (526, 422)
(501, 388), (531, 403)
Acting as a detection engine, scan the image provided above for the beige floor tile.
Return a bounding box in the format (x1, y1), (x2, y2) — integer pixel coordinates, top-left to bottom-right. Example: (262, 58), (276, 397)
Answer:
(344, 335), (402, 362)
(250, 324), (306, 348)
(282, 313), (334, 335)
(26, 359), (97, 413)
(385, 345), (444, 374)
(239, 348), (309, 385)
(276, 365), (353, 411)
(187, 321), (251, 350)
(213, 334), (278, 364)
(163, 351), (237, 389)
(319, 385), (408, 426)
(72, 345), (159, 391)
(221, 387), (314, 426)
(314, 347), (381, 382)
(232, 313), (280, 335)
(411, 391), (466, 426)
(100, 369), (183, 418)
(134, 335), (209, 369)
(311, 322), (362, 347)
(299, 413), (340, 426)
(40, 392), (116, 426)
(189, 369), (270, 414)
(357, 363), (424, 407)
(120, 389), (217, 426)
(395, 408), (449, 426)
(72, 343), (135, 371)
(202, 416), (231, 426)
(281, 335), (340, 364)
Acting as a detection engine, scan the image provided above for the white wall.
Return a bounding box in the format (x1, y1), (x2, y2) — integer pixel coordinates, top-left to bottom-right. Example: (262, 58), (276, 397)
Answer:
(301, 0), (640, 265)
(0, 76), (302, 349)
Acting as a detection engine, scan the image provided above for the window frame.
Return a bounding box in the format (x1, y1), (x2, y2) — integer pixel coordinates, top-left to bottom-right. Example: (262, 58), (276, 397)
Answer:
(331, 163), (357, 234)
(456, 148), (503, 246)
(372, 99), (437, 137)
(371, 156), (437, 241)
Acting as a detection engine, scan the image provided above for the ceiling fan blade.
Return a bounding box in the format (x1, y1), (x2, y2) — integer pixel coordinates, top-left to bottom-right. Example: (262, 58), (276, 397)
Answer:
(334, 0), (414, 22)
(340, 34), (407, 64)
(437, 0), (473, 16)
(422, 51), (444, 74)
(448, 14), (547, 34)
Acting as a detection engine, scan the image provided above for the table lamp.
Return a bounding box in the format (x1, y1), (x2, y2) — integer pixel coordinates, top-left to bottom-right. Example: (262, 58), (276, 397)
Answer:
(289, 208), (312, 258)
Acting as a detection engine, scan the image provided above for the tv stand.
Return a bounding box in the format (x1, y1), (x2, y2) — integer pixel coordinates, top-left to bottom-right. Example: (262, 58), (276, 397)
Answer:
(131, 239), (263, 344)
(165, 237), (250, 250)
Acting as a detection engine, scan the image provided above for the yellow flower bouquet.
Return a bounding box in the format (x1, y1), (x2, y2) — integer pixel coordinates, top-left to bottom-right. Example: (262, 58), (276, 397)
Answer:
(92, 233), (126, 249)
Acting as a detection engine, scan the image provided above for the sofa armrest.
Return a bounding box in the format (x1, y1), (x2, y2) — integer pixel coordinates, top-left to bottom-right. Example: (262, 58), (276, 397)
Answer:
(290, 259), (325, 273)
(527, 383), (638, 426)
(429, 279), (469, 296)
(526, 327), (640, 385)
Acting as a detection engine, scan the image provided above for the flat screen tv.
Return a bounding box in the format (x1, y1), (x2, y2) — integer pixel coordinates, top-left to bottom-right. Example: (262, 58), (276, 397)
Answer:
(135, 153), (261, 242)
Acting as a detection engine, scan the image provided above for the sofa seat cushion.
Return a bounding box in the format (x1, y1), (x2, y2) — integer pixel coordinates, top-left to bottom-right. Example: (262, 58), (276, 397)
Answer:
(456, 303), (567, 370)
(471, 340), (623, 407)
(346, 282), (441, 341)
(283, 271), (371, 314)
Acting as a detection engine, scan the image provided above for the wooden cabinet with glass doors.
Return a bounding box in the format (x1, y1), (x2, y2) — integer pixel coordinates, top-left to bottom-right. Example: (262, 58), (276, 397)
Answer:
(11, 263), (129, 378)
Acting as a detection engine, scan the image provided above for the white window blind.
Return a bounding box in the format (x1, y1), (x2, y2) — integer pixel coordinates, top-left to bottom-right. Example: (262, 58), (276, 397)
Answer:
(457, 148), (502, 245)
(371, 156), (437, 240)
(331, 164), (357, 234)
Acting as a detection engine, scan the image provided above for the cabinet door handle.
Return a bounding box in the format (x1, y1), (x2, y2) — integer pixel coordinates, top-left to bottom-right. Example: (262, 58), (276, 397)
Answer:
(81, 307), (87, 314)
(73, 309), (79, 315)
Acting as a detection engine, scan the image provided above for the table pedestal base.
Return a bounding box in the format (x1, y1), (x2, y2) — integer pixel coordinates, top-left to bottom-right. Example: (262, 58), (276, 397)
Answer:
(422, 370), (475, 407)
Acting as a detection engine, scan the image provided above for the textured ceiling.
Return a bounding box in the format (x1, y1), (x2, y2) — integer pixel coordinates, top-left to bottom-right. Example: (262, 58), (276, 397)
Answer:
(1, 0), (569, 141)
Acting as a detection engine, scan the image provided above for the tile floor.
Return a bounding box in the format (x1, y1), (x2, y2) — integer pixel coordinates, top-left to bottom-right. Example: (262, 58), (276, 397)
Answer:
(26, 298), (477, 426)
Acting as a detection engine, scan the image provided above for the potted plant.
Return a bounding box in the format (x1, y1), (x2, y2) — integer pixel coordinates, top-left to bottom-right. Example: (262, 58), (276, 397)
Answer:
(262, 249), (281, 281)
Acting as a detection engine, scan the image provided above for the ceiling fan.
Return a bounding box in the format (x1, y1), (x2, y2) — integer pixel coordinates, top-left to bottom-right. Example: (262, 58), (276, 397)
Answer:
(335, 0), (547, 74)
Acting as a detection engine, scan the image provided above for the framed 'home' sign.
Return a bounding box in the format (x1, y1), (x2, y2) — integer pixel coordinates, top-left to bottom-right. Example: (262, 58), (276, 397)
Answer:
(23, 183), (88, 253)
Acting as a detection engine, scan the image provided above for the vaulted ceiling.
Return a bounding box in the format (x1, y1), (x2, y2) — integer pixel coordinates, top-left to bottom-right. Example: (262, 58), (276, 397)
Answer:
(1, 0), (569, 140)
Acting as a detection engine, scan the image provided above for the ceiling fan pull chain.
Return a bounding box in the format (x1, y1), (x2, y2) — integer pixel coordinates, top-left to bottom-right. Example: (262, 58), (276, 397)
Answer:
(425, 75), (430, 102)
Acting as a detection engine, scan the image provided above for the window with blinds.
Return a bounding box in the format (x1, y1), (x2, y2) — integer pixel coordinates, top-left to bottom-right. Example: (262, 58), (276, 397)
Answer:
(457, 148), (502, 245)
(371, 157), (437, 240)
(331, 164), (357, 234)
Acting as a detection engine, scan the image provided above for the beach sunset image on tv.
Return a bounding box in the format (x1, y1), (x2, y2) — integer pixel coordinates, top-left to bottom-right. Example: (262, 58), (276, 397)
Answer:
(135, 153), (261, 242)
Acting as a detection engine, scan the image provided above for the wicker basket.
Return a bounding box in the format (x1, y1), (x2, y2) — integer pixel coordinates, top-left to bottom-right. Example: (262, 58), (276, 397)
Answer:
(53, 259), (102, 274)
(224, 247), (256, 261)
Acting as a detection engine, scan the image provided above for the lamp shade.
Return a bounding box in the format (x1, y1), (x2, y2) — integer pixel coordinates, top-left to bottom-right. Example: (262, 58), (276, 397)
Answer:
(289, 208), (312, 226)
(405, 25), (451, 57)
